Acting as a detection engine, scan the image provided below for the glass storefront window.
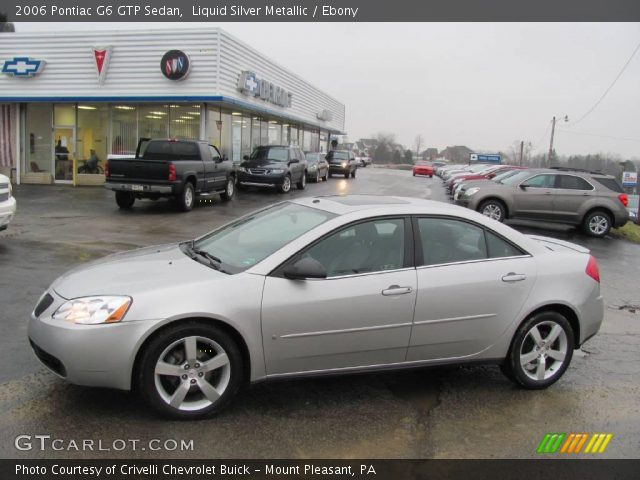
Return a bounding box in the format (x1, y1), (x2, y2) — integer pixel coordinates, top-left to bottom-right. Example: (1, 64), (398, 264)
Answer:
(169, 104), (200, 140)
(290, 126), (299, 146)
(282, 124), (290, 145)
(139, 105), (168, 139)
(77, 104), (108, 173)
(260, 119), (269, 146)
(251, 117), (261, 150)
(206, 107), (221, 149)
(302, 129), (311, 151)
(24, 104), (52, 175)
(268, 121), (281, 145)
(220, 111), (232, 159)
(231, 115), (242, 164)
(112, 105), (137, 155)
(53, 104), (76, 181)
(241, 116), (251, 159)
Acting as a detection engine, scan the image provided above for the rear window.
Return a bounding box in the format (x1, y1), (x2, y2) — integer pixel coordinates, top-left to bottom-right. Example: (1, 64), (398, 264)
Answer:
(142, 141), (200, 161)
(593, 177), (624, 193)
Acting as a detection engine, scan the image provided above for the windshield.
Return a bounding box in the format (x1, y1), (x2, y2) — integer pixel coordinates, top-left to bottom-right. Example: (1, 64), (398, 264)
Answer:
(327, 151), (349, 161)
(249, 146), (288, 163)
(192, 202), (336, 273)
(306, 153), (319, 163)
(501, 170), (536, 186)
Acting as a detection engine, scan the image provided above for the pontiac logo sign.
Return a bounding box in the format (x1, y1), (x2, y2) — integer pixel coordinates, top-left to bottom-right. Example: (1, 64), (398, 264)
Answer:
(317, 109), (333, 121)
(238, 71), (292, 108)
(92, 46), (112, 84)
(161, 50), (190, 81)
(1, 57), (46, 77)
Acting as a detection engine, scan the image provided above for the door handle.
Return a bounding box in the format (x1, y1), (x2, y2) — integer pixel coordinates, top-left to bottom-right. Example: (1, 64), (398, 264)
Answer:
(502, 273), (526, 282)
(382, 285), (413, 296)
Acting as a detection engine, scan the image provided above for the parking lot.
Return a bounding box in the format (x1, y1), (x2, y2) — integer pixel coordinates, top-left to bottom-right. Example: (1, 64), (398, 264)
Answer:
(1, 167), (639, 459)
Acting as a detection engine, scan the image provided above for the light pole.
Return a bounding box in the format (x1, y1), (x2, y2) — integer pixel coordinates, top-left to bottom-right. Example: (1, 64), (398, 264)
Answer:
(547, 115), (568, 167)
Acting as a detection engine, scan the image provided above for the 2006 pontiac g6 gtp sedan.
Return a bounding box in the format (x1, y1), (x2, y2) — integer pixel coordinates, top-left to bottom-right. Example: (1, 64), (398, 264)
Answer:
(29, 195), (604, 419)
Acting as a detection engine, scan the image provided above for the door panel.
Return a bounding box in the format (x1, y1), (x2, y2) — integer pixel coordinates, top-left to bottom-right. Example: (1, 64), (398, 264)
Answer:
(262, 270), (417, 375)
(409, 257), (536, 361)
(512, 174), (556, 220)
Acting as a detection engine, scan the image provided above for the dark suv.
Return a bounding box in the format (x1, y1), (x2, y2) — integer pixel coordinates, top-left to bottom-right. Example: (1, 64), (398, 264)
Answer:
(326, 150), (358, 179)
(455, 167), (629, 237)
(237, 145), (307, 193)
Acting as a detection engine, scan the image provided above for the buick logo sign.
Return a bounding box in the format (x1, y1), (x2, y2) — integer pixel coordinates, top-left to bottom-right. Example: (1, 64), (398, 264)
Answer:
(161, 50), (190, 81)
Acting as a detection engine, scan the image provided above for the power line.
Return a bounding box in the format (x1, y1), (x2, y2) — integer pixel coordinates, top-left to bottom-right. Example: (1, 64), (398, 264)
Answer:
(571, 39), (640, 126)
(557, 128), (640, 143)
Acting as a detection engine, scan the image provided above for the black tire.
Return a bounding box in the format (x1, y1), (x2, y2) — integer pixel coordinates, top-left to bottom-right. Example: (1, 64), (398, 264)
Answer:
(115, 191), (135, 210)
(220, 176), (235, 202)
(351, 168), (356, 179)
(501, 311), (574, 390)
(478, 199), (506, 222)
(583, 210), (611, 238)
(328, 171), (333, 178)
(297, 172), (307, 190)
(314, 170), (320, 183)
(344, 172), (350, 179)
(413, 172), (416, 177)
(278, 175), (292, 194)
(137, 321), (244, 420)
(323, 170), (328, 181)
(177, 182), (195, 212)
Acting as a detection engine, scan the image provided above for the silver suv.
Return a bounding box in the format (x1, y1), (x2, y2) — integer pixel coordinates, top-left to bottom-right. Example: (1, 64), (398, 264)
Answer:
(455, 167), (629, 237)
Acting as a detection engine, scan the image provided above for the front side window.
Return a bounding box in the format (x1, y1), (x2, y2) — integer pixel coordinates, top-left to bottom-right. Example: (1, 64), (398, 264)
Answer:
(193, 203), (335, 273)
(523, 174), (556, 188)
(208, 145), (221, 161)
(300, 218), (406, 277)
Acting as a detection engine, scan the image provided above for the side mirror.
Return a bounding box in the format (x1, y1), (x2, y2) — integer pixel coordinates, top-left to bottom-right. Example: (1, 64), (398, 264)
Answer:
(289, 158), (300, 164)
(519, 184), (528, 190)
(283, 257), (327, 280)
(243, 155), (249, 161)
(325, 155), (330, 160)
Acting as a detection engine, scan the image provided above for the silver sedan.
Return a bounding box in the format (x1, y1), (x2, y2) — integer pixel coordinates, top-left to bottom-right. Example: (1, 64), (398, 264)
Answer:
(29, 196), (604, 419)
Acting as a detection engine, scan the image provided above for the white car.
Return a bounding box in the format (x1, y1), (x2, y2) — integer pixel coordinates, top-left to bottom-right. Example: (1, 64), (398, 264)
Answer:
(0, 174), (16, 232)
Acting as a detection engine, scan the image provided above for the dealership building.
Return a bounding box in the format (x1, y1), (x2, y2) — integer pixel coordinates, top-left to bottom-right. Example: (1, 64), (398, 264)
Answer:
(0, 28), (345, 185)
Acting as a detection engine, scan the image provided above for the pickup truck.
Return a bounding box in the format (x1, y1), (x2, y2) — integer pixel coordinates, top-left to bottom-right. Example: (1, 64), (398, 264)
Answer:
(105, 138), (235, 212)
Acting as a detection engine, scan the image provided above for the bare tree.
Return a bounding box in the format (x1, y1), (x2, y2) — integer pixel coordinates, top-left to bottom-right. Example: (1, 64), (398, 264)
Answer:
(414, 134), (424, 157)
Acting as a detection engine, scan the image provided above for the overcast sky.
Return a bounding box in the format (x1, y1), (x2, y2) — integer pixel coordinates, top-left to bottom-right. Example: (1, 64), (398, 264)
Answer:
(15, 22), (640, 158)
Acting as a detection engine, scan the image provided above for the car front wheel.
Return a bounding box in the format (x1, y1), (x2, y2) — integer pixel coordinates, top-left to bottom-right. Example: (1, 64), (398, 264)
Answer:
(583, 210), (611, 238)
(501, 312), (574, 389)
(297, 171), (307, 190)
(138, 322), (244, 419)
(479, 200), (506, 222)
(278, 175), (292, 193)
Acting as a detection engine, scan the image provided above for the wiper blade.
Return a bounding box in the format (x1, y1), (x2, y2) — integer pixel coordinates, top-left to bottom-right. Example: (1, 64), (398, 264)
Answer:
(183, 241), (228, 273)
(192, 248), (222, 265)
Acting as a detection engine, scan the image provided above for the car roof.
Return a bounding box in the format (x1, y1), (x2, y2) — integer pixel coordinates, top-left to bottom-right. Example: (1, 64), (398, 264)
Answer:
(291, 195), (465, 215)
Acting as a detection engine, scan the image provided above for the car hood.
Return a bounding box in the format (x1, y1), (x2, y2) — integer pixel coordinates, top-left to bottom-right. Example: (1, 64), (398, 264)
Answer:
(51, 243), (225, 299)
(241, 159), (288, 169)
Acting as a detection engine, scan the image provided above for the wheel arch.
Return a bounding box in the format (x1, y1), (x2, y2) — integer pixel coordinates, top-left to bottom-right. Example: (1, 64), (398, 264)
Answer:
(130, 316), (252, 391)
(519, 303), (581, 348)
(582, 206), (614, 225)
(477, 196), (510, 218)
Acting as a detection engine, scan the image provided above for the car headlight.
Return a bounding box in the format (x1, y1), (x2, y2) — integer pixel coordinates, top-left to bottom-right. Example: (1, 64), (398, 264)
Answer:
(341, 162), (347, 168)
(52, 296), (132, 324)
(237, 167), (248, 173)
(465, 187), (480, 196)
(269, 169), (285, 174)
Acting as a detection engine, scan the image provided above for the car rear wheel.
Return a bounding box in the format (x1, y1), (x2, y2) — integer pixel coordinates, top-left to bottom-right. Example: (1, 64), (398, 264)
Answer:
(351, 169), (356, 178)
(138, 322), (244, 419)
(115, 191), (135, 210)
(501, 312), (574, 389)
(177, 182), (195, 212)
(323, 170), (328, 181)
(278, 175), (292, 193)
(297, 172), (307, 190)
(220, 177), (235, 201)
(479, 200), (506, 222)
(344, 172), (350, 179)
(583, 210), (611, 238)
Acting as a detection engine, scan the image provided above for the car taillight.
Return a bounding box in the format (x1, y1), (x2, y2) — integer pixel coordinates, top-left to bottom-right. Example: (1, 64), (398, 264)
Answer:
(618, 193), (628, 207)
(104, 160), (109, 178)
(585, 255), (600, 283)
(168, 163), (177, 181)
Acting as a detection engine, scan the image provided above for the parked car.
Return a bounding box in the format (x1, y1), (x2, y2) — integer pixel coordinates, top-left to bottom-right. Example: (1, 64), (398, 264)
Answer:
(454, 169), (526, 201)
(29, 196), (603, 419)
(356, 155), (372, 167)
(237, 145), (307, 193)
(447, 165), (525, 195)
(441, 163), (489, 182)
(326, 150), (357, 179)
(304, 152), (329, 182)
(0, 173), (16, 232)
(105, 139), (235, 212)
(413, 162), (434, 177)
(455, 167), (629, 237)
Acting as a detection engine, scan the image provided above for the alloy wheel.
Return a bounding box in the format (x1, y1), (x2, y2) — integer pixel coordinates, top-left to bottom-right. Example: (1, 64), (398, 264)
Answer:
(282, 176), (291, 192)
(519, 321), (568, 382)
(482, 204), (503, 221)
(154, 336), (231, 412)
(588, 215), (609, 236)
(227, 179), (234, 197)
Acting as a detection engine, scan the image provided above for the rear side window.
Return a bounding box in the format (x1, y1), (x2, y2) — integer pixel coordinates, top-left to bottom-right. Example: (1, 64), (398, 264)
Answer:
(142, 141), (200, 161)
(485, 231), (525, 258)
(593, 177), (625, 193)
(557, 175), (593, 190)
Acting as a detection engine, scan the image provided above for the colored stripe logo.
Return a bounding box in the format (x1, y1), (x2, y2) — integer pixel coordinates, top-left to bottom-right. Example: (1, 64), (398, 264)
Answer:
(537, 433), (613, 454)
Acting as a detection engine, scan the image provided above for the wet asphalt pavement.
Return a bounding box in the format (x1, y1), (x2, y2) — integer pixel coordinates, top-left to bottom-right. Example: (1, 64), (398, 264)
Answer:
(0, 167), (638, 459)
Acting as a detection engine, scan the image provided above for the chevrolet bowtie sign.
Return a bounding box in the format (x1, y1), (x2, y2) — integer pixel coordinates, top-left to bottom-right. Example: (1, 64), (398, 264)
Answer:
(1, 57), (46, 77)
(238, 71), (292, 108)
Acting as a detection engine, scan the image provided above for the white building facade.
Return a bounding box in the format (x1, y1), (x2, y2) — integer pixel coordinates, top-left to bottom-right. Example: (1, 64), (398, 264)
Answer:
(0, 28), (345, 184)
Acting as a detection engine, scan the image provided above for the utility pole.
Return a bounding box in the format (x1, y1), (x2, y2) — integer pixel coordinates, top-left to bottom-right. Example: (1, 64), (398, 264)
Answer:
(547, 116), (556, 167)
(519, 140), (524, 166)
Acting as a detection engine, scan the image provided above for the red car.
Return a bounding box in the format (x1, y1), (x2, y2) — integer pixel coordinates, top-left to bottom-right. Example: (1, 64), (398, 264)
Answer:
(413, 163), (434, 177)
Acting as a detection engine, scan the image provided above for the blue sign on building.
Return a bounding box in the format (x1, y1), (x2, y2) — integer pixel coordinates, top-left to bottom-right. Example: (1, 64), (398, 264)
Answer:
(470, 153), (501, 164)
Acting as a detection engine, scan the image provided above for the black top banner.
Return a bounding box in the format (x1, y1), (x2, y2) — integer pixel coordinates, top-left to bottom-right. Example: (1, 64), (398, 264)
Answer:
(1, 0), (639, 22)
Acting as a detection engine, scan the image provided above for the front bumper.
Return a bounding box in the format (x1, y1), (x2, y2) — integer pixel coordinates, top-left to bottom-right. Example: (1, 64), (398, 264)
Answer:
(329, 165), (351, 174)
(28, 290), (159, 391)
(0, 196), (17, 229)
(237, 172), (286, 187)
(104, 182), (174, 194)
